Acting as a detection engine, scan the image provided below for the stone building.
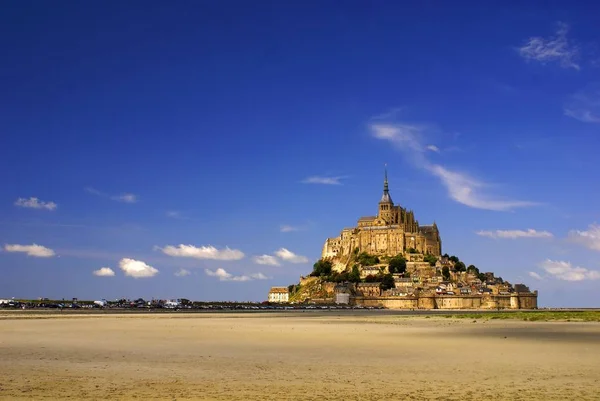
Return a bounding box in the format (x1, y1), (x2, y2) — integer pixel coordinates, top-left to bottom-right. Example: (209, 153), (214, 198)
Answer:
(355, 283), (382, 297)
(322, 167), (442, 266)
(268, 287), (289, 303)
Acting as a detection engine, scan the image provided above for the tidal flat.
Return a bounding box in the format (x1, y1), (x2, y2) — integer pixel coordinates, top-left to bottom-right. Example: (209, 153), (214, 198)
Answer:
(1, 312), (599, 400)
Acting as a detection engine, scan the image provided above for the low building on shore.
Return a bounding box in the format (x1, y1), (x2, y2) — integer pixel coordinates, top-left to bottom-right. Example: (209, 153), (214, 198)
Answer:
(268, 287), (289, 303)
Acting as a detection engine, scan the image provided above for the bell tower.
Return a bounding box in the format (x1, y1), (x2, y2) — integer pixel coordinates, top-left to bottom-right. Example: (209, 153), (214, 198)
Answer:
(378, 164), (393, 224)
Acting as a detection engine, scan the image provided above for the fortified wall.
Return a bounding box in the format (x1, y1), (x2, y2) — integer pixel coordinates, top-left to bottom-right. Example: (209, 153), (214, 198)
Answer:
(354, 292), (538, 310)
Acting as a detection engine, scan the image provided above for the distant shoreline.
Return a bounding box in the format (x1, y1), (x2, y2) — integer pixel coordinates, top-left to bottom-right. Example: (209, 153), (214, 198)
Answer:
(2, 308), (600, 321)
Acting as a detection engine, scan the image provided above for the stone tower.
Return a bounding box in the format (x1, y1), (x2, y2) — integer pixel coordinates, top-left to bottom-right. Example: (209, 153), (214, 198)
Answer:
(378, 165), (394, 224)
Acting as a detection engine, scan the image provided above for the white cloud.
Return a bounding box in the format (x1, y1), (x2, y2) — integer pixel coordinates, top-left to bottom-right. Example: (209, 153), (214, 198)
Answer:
(253, 254), (281, 266)
(174, 268), (191, 277)
(476, 229), (553, 239)
(166, 210), (188, 219)
(156, 244), (244, 260)
(3, 244), (55, 257)
(568, 223), (600, 251)
(371, 123), (537, 211)
(539, 259), (600, 281)
(426, 145), (440, 153)
(428, 165), (538, 211)
(301, 176), (345, 185)
(119, 258), (159, 278)
(93, 267), (115, 277)
(204, 268), (268, 282)
(280, 225), (300, 232)
(517, 22), (579, 70)
(274, 248), (309, 263)
(371, 123), (425, 153)
(85, 187), (104, 196)
(564, 84), (600, 123)
(14, 197), (57, 211)
(111, 193), (137, 203)
(85, 187), (138, 203)
(528, 271), (543, 280)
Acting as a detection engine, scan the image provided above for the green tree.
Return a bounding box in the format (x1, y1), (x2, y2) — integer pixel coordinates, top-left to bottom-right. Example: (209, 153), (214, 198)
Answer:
(380, 274), (396, 291)
(467, 264), (479, 275)
(388, 255), (406, 275)
(336, 272), (349, 282)
(349, 264), (361, 283)
(364, 274), (378, 283)
(454, 261), (466, 272)
(442, 266), (450, 281)
(424, 254), (438, 267)
(311, 259), (333, 277)
(407, 247), (418, 254)
(327, 272), (339, 282)
(449, 255), (459, 263)
(357, 252), (379, 266)
(477, 272), (487, 282)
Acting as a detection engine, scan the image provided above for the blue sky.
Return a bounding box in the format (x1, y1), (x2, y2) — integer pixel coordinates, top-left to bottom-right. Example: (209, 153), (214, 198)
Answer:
(1, 2), (599, 306)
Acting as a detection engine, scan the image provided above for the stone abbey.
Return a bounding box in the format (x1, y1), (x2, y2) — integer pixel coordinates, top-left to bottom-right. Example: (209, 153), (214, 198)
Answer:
(273, 166), (538, 310)
(322, 167), (442, 264)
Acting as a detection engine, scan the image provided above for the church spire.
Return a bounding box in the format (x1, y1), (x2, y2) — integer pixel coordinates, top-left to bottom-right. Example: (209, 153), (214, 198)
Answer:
(384, 163), (389, 193)
(380, 163), (393, 204)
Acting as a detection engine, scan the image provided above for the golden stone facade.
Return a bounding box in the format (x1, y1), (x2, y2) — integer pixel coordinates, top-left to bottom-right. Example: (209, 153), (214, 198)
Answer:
(322, 168), (442, 263)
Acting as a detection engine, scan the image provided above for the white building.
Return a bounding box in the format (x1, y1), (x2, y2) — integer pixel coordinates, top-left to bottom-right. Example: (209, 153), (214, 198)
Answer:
(268, 287), (289, 303)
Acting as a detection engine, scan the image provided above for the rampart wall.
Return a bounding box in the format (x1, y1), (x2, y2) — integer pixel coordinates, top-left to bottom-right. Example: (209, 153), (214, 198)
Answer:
(353, 293), (537, 309)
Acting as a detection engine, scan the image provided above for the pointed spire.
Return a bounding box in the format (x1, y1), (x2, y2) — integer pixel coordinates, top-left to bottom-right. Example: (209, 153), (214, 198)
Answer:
(380, 163), (392, 204)
(384, 163), (388, 182)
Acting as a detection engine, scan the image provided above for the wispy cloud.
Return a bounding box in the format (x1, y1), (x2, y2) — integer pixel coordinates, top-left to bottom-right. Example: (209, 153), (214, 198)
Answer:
(371, 123), (426, 153)
(253, 248), (310, 266)
(370, 122), (537, 211)
(371, 107), (403, 120)
(174, 268), (191, 277)
(119, 258), (159, 278)
(426, 145), (440, 153)
(564, 83), (600, 123)
(166, 211), (188, 219)
(156, 244), (245, 260)
(111, 194), (137, 203)
(3, 243), (55, 257)
(253, 255), (281, 266)
(93, 267), (115, 277)
(84, 187), (104, 196)
(539, 259), (600, 281)
(301, 176), (346, 185)
(568, 223), (600, 251)
(85, 187), (138, 203)
(476, 229), (553, 239)
(280, 224), (300, 233)
(517, 22), (579, 70)
(204, 268), (269, 282)
(528, 271), (543, 280)
(280, 221), (314, 233)
(274, 248), (309, 263)
(14, 197), (57, 211)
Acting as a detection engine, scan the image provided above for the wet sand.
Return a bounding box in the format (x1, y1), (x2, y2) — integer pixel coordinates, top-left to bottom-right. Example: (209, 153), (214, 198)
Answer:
(1, 312), (599, 400)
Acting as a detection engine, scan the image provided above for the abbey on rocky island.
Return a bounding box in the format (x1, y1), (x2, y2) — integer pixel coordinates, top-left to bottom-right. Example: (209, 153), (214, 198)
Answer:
(322, 167), (442, 266)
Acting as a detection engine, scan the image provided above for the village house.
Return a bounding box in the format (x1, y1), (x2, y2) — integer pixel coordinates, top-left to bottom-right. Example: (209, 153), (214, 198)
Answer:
(355, 283), (381, 297)
(268, 287), (289, 303)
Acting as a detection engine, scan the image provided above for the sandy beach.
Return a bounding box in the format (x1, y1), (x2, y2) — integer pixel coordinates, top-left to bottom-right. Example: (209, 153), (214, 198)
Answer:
(1, 312), (599, 400)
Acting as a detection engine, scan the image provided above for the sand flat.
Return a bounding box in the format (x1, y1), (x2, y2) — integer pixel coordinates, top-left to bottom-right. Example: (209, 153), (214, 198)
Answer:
(1, 313), (599, 400)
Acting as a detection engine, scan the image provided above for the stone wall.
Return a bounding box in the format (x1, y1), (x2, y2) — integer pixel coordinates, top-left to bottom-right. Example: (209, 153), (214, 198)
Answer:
(353, 293), (537, 310)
